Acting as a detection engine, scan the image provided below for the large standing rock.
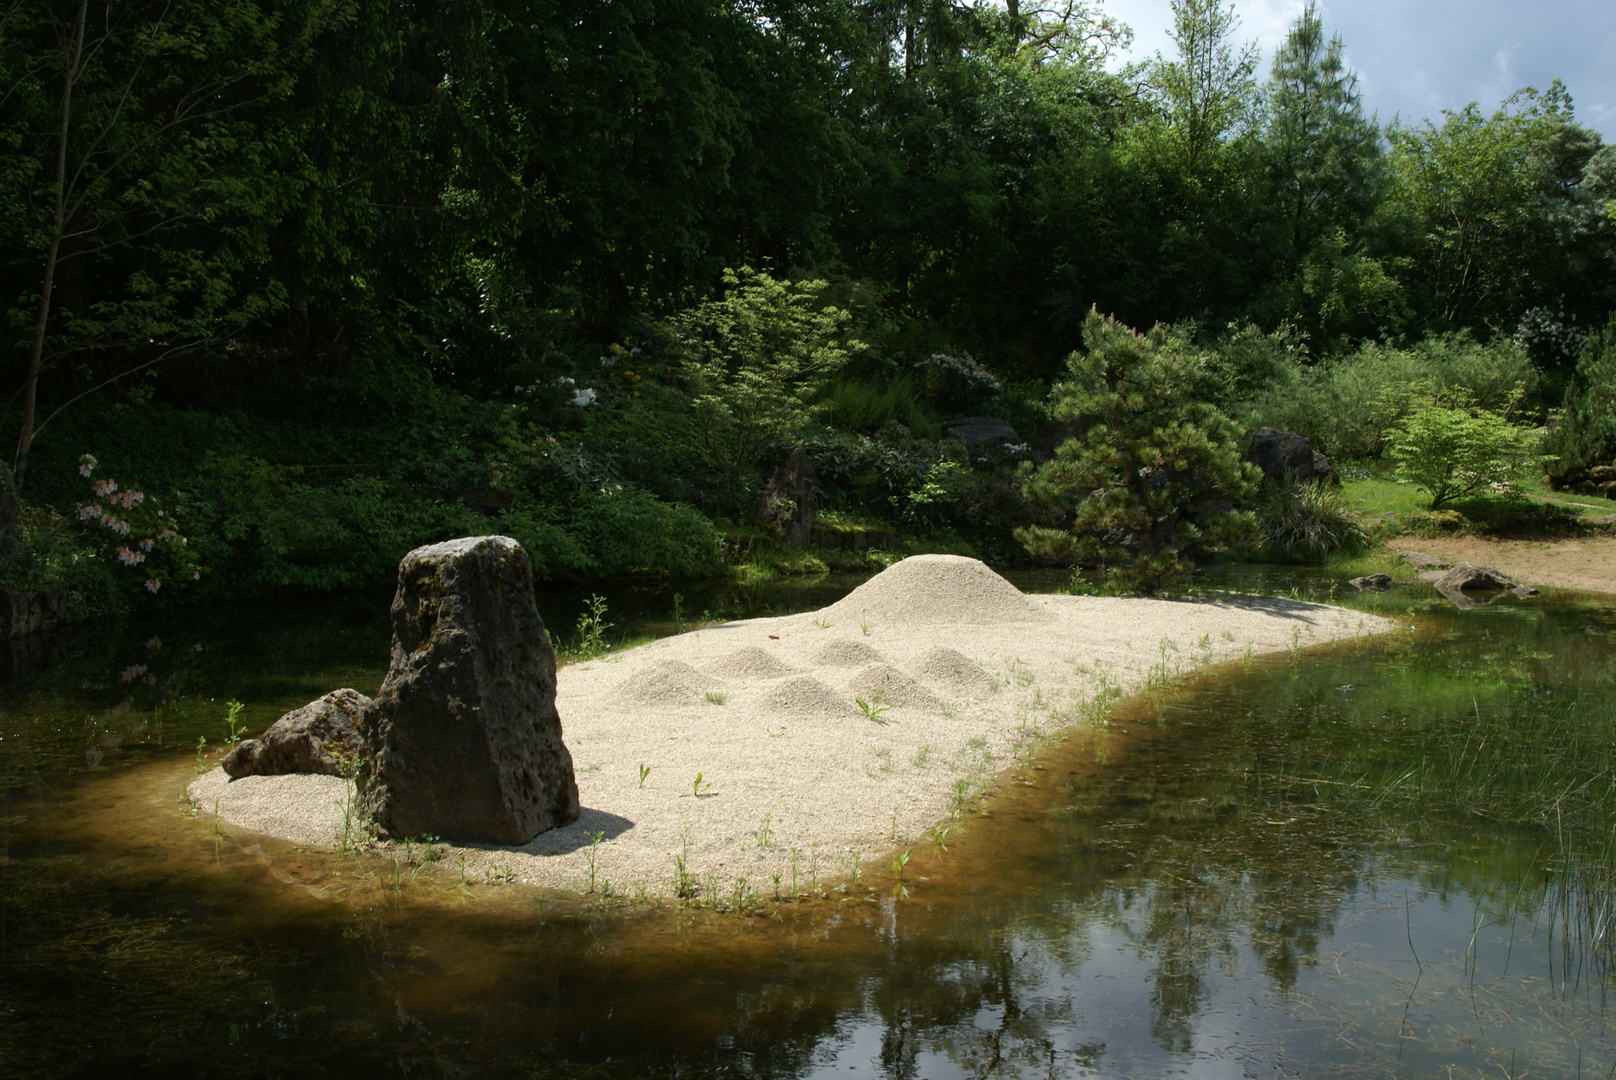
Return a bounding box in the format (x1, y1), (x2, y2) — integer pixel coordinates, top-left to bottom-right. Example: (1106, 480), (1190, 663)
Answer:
(1245, 427), (1333, 485)
(221, 689), (367, 779)
(360, 536), (579, 844)
(753, 447), (817, 551)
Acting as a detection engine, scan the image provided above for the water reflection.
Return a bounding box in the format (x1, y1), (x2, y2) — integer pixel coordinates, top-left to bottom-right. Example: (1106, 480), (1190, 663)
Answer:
(1, 566), (1614, 1077)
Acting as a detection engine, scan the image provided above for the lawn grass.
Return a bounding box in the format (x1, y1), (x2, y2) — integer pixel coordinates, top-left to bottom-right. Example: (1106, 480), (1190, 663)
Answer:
(1336, 468), (1613, 543)
(1343, 469), (1613, 519)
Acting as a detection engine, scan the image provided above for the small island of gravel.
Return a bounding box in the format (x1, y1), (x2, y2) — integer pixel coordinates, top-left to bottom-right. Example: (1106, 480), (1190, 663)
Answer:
(189, 555), (1393, 896)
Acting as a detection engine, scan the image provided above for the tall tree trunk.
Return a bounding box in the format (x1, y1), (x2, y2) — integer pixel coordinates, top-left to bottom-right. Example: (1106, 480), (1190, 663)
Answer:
(16, 0), (88, 488)
(903, 1), (915, 77)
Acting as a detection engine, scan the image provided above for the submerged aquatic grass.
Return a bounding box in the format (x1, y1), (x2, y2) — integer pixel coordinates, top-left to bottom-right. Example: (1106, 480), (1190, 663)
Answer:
(6, 564), (1616, 1078)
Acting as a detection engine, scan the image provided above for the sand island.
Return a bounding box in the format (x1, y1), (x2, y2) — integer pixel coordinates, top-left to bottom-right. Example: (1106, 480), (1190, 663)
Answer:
(190, 555), (1394, 896)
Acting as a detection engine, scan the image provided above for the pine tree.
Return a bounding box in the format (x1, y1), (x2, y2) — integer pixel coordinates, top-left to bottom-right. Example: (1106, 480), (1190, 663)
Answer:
(1263, 3), (1382, 271)
(1016, 309), (1258, 592)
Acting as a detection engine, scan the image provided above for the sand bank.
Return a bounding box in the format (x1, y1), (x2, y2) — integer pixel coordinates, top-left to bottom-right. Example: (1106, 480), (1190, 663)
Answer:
(1393, 534), (1616, 598)
(189, 556), (1393, 896)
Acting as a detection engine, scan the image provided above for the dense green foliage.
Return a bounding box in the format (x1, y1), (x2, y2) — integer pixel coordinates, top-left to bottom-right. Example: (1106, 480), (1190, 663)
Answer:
(1543, 317), (1616, 486)
(667, 268), (862, 474)
(1, 0), (1611, 607)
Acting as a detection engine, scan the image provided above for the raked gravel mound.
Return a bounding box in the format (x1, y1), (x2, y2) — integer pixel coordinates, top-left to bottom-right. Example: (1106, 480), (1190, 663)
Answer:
(190, 555), (1393, 896)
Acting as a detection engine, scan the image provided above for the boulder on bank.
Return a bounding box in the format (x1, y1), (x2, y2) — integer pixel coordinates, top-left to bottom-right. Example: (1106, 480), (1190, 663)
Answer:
(222, 689), (367, 779)
(1245, 427), (1333, 485)
(360, 535), (579, 845)
(942, 417), (1021, 450)
(753, 447), (817, 551)
(1434, 562), (1519, 592)
(1029, 416), (1100, 462)
(0, 587), (68, 638)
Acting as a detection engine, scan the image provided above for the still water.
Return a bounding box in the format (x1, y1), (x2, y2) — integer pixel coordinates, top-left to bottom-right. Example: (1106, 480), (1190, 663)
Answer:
(2, 567), (1614, 1078)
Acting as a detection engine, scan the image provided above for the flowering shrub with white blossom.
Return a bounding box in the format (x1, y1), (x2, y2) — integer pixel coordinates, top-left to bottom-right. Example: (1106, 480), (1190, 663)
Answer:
(76, 454), (201, 594)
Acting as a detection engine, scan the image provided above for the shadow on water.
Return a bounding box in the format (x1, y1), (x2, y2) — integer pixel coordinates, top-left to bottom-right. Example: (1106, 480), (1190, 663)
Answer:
(2, 563), (1616, 1076)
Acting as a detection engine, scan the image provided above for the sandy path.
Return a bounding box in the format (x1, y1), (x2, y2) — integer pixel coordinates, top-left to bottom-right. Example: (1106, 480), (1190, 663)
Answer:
(1395, 535), (1616, 596)
(190, 556), (1393, 898)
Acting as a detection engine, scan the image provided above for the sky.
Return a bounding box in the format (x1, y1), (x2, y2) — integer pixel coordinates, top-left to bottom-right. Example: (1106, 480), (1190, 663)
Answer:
(1098, 0), (1616, 139)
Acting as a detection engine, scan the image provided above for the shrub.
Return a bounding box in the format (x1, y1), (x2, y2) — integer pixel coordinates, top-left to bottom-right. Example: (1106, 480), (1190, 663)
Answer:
(820, 378), (934, 435)
(69, 454), (202, 596)
(493, 504), (591, 580)
(0, 503), (125, 617)
(800, 428), (958, 525)
(1198, 321), (1310, 420)
(1383, 399), (1546, 508)
(1258, 481), (1367, 562)
(1405, 509), (1469, 536)
(1016, 310), (1259, 592)
(1452, 494), (1585, 539)
(913, 351), (1002, 414)
(666, 267), (863, 473)
(1254, 332), (1537, 460)
(567, 489), (724, 578)
(201, 460), (478, 590)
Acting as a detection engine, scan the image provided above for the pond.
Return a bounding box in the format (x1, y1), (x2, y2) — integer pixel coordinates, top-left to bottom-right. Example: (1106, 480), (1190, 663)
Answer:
(2, 565), (1614, 1078)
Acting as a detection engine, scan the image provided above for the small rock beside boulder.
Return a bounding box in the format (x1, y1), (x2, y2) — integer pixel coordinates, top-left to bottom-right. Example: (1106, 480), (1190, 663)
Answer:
(361, 535), (579, 845)
(1245, 427), (1333, 485)
(222, 689), (368, 779)
(1349, 574), (1393, 590)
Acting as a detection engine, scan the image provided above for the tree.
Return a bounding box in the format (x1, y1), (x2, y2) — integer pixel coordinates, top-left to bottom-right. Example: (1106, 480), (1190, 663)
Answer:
(1542, 315), (1616, 484)
(668, 268), (863, 474)
(1262, 3), (1381, 272)
(2, 0), (331, 484)
(1145, 0), (1258, 167)
(998, 1), (1130, 67)
(1384, 397), (1544, 508)
(1385, 83), (1606, 332)
(1016, 309), (1258, 591)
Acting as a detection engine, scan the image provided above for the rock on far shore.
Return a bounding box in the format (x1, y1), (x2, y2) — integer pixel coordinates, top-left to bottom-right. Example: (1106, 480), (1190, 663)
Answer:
(1245, 427), (1332, 485)
(360, 535), (579, 845)
(1435, 562), (1519, 592)
(1398, 550), (1450, 571)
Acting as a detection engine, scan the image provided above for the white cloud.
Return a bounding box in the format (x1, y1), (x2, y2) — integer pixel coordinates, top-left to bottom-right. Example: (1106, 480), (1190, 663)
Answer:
(1090, 0), (1614, 137)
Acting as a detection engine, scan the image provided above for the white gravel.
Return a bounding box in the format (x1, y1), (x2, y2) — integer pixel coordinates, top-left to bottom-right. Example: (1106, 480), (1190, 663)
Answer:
(191, 555), (1393, 896)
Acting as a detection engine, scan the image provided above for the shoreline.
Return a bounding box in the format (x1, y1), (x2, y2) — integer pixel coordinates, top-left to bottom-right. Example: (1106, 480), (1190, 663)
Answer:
(189, 556), (1396, 898)
(1381, 533), (1616, 598)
